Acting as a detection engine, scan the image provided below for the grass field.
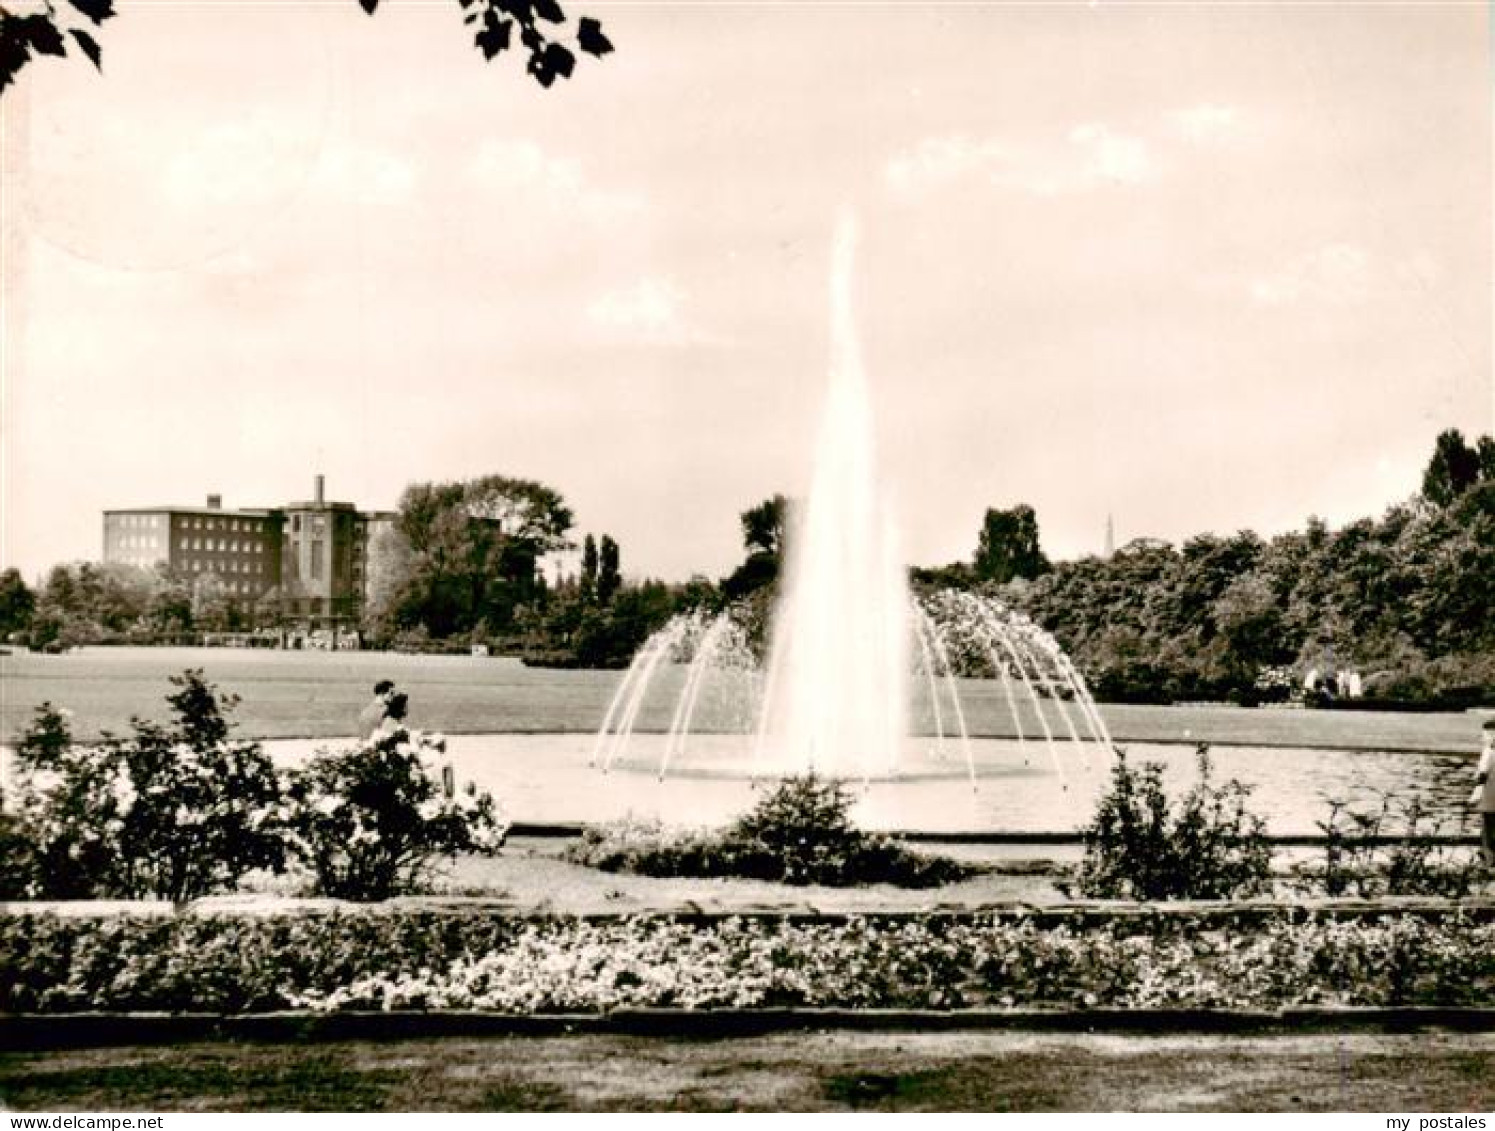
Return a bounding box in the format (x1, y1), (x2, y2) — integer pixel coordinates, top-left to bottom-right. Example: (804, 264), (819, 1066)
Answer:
(3, 1030), (1491, 1111)
(2, 646), (1485, 752)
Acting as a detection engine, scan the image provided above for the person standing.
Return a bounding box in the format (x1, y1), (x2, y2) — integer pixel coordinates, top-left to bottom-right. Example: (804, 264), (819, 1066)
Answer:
(358, 679), (395, 740)
(1472, 719), (1495, 868)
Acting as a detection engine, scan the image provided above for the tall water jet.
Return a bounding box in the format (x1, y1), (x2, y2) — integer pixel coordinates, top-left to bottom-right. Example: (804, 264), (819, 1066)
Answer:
(756, 216), (909, 777)
(590, 216), (1113, 795)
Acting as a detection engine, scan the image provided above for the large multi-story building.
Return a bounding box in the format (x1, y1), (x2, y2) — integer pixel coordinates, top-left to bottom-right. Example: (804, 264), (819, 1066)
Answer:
(102, 476), (395, 630)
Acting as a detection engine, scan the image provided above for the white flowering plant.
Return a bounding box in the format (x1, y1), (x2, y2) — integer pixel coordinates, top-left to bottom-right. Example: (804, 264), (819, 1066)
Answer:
(287, 727), (509, 901)
(9, 673), (290, 903)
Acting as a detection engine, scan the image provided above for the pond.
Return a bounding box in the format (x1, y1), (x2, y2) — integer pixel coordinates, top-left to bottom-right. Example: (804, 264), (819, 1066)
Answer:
(1, 647), (1484, 836)
(262, 732), (1478, 837)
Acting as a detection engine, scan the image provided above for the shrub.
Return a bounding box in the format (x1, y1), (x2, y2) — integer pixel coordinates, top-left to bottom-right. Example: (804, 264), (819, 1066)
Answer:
(10, 674), (289, 903)
(565, 774), (973, 888)
(1291, 792), (1486, 899)
(0, 786), (33, 900)
(1069, 744), (1274, 901)
(287, 728), (510, 900)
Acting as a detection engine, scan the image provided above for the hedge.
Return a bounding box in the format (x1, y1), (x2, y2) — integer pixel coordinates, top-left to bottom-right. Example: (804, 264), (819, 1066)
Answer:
(3, 908), (1493, 1015)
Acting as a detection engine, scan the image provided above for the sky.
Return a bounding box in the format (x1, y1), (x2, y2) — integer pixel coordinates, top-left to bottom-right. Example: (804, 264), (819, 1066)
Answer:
(2, 0), (1491, 585)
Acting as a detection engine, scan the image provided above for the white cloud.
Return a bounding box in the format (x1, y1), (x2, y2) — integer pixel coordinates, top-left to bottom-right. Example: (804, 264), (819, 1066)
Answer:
(161, 117), (309, 211)
(884, 135), (1010, 194)
(1170, 103), (1241, 144)
(312, 146), (416, 206)
(470, 139), (640, 217)
(162, 124), (416, 216)
(886, 123), (1153, 197)
(1249, 243), (1373, 306)
(587, 277), (705, 346)
(1067, 123), (1153, 185)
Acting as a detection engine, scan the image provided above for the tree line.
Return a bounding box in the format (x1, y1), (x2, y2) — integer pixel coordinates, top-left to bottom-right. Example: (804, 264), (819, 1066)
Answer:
(922, 428), (1495, 707)
(3, 428), (1491, 704)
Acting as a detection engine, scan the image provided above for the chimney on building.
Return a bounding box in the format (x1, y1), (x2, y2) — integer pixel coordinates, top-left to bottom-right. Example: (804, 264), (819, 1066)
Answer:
(314, 475), (325, 506)
(207, 494), (223, 509)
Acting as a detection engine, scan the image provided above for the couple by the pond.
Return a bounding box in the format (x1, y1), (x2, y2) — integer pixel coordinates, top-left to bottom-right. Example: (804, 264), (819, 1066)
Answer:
(357, 679), (409, 740)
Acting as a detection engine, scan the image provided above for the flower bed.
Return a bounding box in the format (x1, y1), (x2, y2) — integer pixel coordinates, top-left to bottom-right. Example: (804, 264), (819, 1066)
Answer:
(3, 907), (1492, 1016)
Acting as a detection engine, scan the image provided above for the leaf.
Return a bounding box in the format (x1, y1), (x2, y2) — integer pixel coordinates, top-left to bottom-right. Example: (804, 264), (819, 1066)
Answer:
(576, 16), (612, 56)
(70, 27), (101, 70)
(474, 16), (511, 60)
(519, 24), (542, 51)
(526, 52), (555, 87)
(357, 0), (379, 13)
(533, 0), (564, 24)
(67, 0), (116, 26)
(0, 35), (28, 96)
(22, 16), (67, 57)
(496, 0), (534, 22)
(543, 41), (573, 79)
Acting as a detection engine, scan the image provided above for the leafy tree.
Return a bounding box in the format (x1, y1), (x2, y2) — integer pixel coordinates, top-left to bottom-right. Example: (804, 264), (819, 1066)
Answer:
(722, 494), (788, 602)
(909, 561), (977, 592)
(974, 504), (1049, 584)
(1421, 428), (1483, 507)
(363, 522), (414, 639)
(1, 0), (612, 97)
(191, 572), (239, 633)
(1478, 435), (1495, 482)
(597, 533), (621, 604)
(579, 533), (599, 604)
(0, 567), (35, 637)
(740, 494), (787, 558)
(24, 561), (185, 646)
(388, 474), (573, 638)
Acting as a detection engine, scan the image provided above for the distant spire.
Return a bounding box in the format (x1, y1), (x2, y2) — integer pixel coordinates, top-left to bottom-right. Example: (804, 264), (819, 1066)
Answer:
(1104, 513), (1115, 557)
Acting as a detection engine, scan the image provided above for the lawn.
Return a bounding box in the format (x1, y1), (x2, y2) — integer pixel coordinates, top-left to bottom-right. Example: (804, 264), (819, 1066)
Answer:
(1, 646), (1485, 752)
(3, 1031), (1492, 1111)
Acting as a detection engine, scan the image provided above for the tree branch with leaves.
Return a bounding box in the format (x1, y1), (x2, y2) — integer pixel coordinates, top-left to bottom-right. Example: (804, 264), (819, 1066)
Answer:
(0, 0), (610, 97)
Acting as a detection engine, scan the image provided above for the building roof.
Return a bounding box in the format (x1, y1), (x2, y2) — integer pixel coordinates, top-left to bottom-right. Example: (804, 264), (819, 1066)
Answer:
(105, 506), (283, 518)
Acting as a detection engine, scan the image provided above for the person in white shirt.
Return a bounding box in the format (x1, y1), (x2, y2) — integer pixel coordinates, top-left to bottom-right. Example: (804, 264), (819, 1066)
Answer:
(1472, 720), (1495, 868)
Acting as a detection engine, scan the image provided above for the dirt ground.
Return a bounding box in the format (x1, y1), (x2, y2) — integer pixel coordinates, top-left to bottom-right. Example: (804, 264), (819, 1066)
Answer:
(442, 836), (1074, 911)
(3, 1029), (1492, 1112)
(161, 835), (1070, 915)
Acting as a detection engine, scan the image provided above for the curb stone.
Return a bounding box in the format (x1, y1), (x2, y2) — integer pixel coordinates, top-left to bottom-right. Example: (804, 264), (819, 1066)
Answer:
(6, 1008), (1495, 1050)
(8, 897), (1495, 924)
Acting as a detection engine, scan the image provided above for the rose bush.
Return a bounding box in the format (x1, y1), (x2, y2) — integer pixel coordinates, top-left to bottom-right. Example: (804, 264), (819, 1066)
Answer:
(7, 675), (289, 902)
(287, 728), (510, 901)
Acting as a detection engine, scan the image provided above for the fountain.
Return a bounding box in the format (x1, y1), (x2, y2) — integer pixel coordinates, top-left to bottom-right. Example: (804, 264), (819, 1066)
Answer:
(593, 217), (1113, 787)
